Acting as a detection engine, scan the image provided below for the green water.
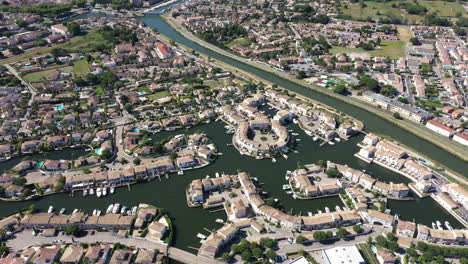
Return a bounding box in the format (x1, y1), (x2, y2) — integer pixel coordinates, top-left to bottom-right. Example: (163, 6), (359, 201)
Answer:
(0, 121), (463, 252)
(0, 9), (465, 254)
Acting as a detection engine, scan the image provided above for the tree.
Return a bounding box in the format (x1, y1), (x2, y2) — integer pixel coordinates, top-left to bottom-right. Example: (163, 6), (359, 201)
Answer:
(386, 233), (397, 242)
(352, 225), (363, 234)
(405, 248), (418, 258)
(296, 235), (307, 243)
(313, 231), (331, 241)
(170, 152), (178, 161)
(100, 149), (112, 160)
(393, 112), (402, 120)
(389, 241), (399, 252)
(66, 22), (81, 35)
(252, 247), (263, 258)
(359, 76), (379, 92)
(65, 224), (80, 236)
(376, 235), (388, 247)
(13, 177), (27, 186)
(297, 71), (307, 79)
(221, 252), (230, 261)
(260, 237), (276, 248)
(266, 249), (277, 260)
(241, 251), (252, 261)
(317, 160), (327, 168)
(333, 84), (347, 94)
(337, 228), (349, 238)
(133, 158), (141, 165)
(409, 37), (420, 45)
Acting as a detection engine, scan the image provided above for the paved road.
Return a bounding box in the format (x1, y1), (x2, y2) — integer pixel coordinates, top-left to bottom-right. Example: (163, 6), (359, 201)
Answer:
(4, 63), (36, 107)
(7, 230), (223, 264)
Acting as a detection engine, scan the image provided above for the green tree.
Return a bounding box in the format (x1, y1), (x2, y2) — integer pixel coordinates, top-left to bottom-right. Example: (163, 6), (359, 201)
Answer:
(352, 225), (363, 233)
(393, 112), (402, 119)
(386, 233), (397, 242)
(66, 22), (80, 35)
(133, 158), (141, 165)
(376, 235), (388, 247)
(100, 149), (112, 160)
(170, 152), (178, 160)
(266, 249), (277, 260)
(241, 251), (252, 261)
(252, 247), (263, 258)
(337, 228), (349, 238)
(333, 84), (347, 94)
(65, 224), (80, 236)
(389, 241), (399, 252)
(296, 235), (307, 243)
(13, 177), (27, 186)
(260, 237), (276, 248)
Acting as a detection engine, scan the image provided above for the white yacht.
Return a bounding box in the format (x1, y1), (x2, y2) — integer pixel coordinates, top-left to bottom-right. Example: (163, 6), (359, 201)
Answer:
(112, 204), (120, 214)
(121, 206), (127, 214)
(83, 189), (88, 196)
(47, 206), (54, 213)
(96, 188), (102, 198)
(72, 209), (78, 214)
(89, 188), (94, 195)
(102, 188), (107, 196)
(110, 187), (115, 194)
(106, 204), (114, 214)
(59, 208), (66, 214)
(131, 206), (138, 215)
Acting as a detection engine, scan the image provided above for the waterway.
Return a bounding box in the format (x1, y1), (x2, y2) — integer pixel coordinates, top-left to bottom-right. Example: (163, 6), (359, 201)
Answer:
(0, 148), (89, 173)
(0, 7), (465, 255)
(0, 120), (463, 252)
(141, 13), (468, 177)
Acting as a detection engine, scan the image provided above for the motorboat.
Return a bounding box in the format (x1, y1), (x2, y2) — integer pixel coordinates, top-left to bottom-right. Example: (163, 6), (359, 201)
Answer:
(112, 204), (120, 214)
(328, 141), (335, 145)
(83, 189), (88, 196)
(312, 136), (318, 141)
(131, 206), (138, 215)
(89, 188), (94, 195)
(96, 188), (102, 198)
(106, 204), (114, 214)
(48, 206), (54, 213)
(272, 158), (277, 163)
(102, 188), (107, 196)
(121, 206), (128, 214)
(325, 207), (330, 213)
(335, 206), (341, 211)
(59, 208), (66, 214)
(110, 187), (115, 194)
(72, 209), (78, 214)
(93, 209), (97, 216)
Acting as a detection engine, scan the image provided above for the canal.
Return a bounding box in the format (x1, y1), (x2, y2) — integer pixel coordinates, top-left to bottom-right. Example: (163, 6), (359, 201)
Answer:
(0, 8), (465, 254)
(0, 148), (89, 174)
(141, 14), (468, 177)
(0, 120), (463, 252)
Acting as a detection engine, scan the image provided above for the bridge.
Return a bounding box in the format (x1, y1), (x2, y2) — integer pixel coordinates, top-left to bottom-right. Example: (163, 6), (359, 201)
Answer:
(143, 0), (179, 14)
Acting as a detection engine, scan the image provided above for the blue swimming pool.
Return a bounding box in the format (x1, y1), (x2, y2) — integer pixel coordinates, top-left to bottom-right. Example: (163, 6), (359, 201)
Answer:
(95, 148), (102, 155)
(36, 161), (44, 168)
(56, 105), (63, 110)
(23, 65), (33, 69)
(108, 103), (117, 107)
(133, 128), (139, 133)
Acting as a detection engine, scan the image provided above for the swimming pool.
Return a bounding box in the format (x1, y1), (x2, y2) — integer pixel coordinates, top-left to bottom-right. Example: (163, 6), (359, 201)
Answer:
(53, 81), (64, 84)
(23, 65), (33, 69)
(56, 122), (61, 126)
(133, 128), (139, 133)
(95, 148), (102, 155)
(56, 105), (63, 110)
(36, 161), (44, 168)
(108, 103), (117, 107)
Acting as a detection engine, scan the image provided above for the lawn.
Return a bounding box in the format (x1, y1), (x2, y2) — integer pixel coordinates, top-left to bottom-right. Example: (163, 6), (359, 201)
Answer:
(23, 66), (73, 82)
(148, 91), (171, 100)
(330, 40), (406, 59)
(73, 59), (89, 76)
(341, 1), (466, 23)
(226, 37), (252, 48)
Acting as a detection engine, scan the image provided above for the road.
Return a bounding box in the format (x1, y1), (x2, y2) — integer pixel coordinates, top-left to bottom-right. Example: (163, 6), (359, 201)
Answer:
(7, 230), (223, 264)
(4, 63), (36, 107)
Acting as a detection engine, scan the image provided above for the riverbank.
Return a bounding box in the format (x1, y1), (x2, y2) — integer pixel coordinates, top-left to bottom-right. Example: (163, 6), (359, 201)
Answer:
(161, 14), (468, 167)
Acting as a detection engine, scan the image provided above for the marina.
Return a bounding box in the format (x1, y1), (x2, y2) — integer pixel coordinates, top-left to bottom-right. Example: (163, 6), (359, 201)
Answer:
(0, 9), (466, 255)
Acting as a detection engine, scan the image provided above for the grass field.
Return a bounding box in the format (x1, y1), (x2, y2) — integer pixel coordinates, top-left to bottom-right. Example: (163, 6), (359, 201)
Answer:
(147, 91), (171, 100)
(341, 0), (466, 23)
(330, 40), (406, 59)
(23, 66), (73, 82)
(73, 59), (89, 76)
(226, 38), (252, 48)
